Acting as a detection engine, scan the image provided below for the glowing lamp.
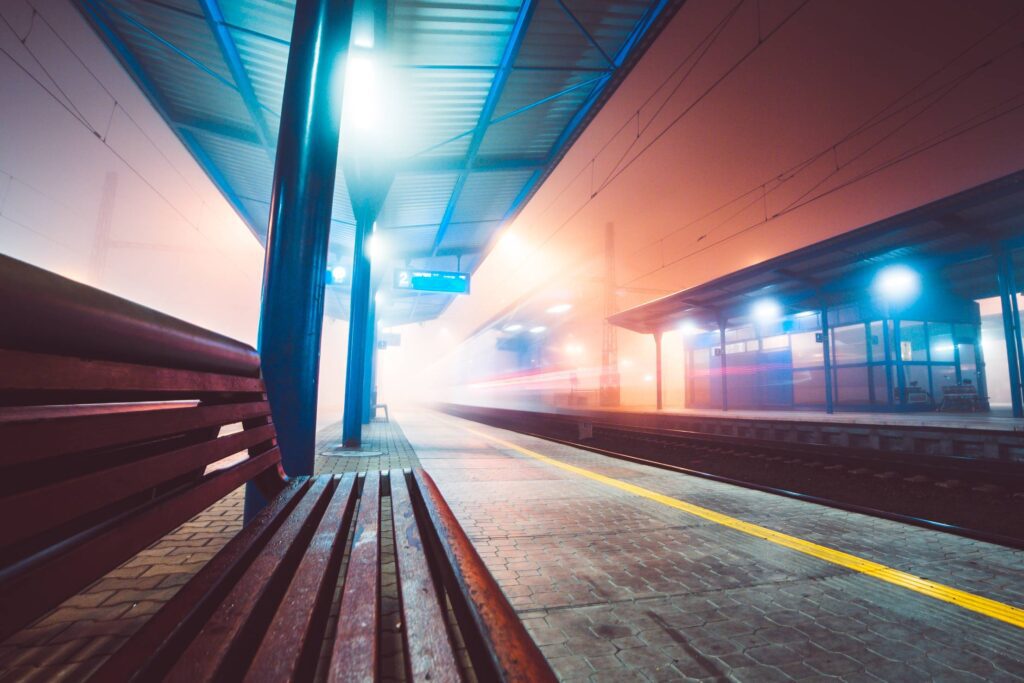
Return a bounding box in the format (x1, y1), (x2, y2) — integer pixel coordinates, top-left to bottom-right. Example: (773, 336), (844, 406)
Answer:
(873, 264), (920, 305)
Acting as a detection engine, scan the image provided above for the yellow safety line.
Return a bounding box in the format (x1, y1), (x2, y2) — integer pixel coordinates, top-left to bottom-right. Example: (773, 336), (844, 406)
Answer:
(460, 424), (1024, 629)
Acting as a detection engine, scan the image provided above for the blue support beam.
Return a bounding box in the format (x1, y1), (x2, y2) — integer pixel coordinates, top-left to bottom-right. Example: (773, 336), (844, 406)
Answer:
(196, 0), (276, 158)
(820, 303), (835, 414)
(430, 0), (537, 256)
(343, 212), (374, 446)
(247, 0), (353, 520)
(995, 246), (1024, 417)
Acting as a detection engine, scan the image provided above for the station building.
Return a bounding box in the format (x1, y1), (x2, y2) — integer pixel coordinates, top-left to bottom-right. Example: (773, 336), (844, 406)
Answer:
(610, 172), (1024, 416)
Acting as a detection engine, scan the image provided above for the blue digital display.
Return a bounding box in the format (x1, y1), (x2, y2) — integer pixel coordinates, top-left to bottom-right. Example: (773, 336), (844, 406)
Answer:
(394, 269), (470, 294)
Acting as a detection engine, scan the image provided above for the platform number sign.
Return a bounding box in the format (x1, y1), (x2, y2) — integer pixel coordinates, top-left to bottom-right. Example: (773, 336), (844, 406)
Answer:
(393, 269), (470, 295)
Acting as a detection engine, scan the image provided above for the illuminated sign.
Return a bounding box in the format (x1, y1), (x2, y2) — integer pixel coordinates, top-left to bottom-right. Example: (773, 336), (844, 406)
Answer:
(393, 269), (470, 294)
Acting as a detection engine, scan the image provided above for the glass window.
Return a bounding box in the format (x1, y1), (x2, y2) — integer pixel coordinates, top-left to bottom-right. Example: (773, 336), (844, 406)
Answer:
(871, 365), (890, 405)
(836, 366), (870, 404)
(763, 335), (789, 349)
(725, 325), (754, 343)
(725, 342), (745, 354)
(902, 365), (932, 404)
(899, 321), (928, 362)
(931, 366), (959, 400)
(832, 324), (867, 364)
(793, 368), (825, 405)
(928, 323), (955, 362)
(745, 340), (760, 352)
(869, 321), (884, 362)
(791, 331), (823, 368)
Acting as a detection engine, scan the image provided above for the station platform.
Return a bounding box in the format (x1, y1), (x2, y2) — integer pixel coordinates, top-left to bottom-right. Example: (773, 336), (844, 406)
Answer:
(535, 404), (1024, 461)
(407, 409), (1024, 681)
(3, 411), (1023, 681)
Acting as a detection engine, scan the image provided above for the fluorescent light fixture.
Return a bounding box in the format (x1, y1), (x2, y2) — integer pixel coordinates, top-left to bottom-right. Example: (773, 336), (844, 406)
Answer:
(529, 326), (547, 334)
(546, 303), (572, 314)
(752, 298), (782, 323)
(503, 323), (523, 332)
(344, 53), (377, 131)
(795, 310), (817, 318)
(873, 264), (920, 305)
(331, 266), (346, 283)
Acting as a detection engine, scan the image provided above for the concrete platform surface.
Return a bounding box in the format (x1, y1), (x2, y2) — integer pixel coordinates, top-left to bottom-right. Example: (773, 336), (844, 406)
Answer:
(402, 409), (1024, 682)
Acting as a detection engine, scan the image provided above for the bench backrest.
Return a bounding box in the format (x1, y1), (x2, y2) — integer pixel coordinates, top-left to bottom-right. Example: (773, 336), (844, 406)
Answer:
(0, 254), (286, 641)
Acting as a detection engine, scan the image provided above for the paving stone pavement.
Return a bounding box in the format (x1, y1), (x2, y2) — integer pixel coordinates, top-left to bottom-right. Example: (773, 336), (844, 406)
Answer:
(400, 408), (1024, 683)
(0, 419), (415, 681)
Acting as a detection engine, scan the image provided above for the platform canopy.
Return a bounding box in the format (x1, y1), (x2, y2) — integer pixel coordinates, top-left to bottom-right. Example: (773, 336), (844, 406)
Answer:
(78, 0), (681, 326)
(609, 171), (1024, 334)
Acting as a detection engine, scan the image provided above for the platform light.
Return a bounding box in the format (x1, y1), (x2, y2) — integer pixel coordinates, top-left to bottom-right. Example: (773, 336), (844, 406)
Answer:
(874, 264), (920, 305)
(678, 320), (704, 335)
(547, 303), (572, 314)
(564, 343), (584, 355)
(503, 323), (523, 332)
(375, 291), (385, 305)
(529, 325), (547, 334)
(643, 373), (654, 382)
(331, 266), (346, 283)
(367, 233), (384, 261)
(344, 52), (378, 131)
(752, 298), (782, 323)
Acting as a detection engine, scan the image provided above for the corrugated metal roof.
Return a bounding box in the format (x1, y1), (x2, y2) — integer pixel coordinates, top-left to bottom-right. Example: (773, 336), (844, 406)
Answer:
(77, 0), (683, 325)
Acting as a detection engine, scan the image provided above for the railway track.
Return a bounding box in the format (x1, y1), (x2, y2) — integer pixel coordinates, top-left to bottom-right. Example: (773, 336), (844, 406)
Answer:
(442, 404), (1024, 550)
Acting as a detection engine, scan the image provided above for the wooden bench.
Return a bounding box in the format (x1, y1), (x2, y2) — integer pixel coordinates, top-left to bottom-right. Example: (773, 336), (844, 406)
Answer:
(0, 254), (554, 682)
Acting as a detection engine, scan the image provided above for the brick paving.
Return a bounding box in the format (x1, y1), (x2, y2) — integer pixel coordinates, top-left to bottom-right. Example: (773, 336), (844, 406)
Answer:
(401, 408), (1024, 682)
(0, 418), (414, 682)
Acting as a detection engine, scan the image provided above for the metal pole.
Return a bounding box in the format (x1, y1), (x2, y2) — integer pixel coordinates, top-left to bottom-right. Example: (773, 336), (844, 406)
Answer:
(718, 318), (729, 411)
(995, 248), (1024, 417)
(361, 290), (377, 424)
(893, 317), (906, 409)
(343, 211), (373, 445)
(247, 0), (352, 521)
(654, 330), (663, 410)
(820, 304), (834, 414)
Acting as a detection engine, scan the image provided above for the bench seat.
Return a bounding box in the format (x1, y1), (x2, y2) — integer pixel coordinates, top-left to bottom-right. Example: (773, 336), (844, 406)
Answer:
(0, 254), (553, 682)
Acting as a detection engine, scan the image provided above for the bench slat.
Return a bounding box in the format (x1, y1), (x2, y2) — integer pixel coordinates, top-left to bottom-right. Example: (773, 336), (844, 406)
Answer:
(164, 476), (335, 682)
(0, 424), (277, 550)
(0, 447), (281, 642)
(87, 477), (312, 683)
(392, 471), (460, 683)
(0, 350), (264, 403)
(244, 473), (359, 682)
(329, 471), (382, 683)
(0, 400), (271, 467)
(412, 469), (556, 683)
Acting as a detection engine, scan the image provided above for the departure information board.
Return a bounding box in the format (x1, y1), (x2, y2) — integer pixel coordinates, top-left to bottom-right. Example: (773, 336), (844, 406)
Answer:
(393, 269), (470, 294)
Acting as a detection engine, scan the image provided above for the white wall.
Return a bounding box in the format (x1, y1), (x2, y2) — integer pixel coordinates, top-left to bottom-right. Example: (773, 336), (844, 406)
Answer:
(0, 0), (265, 344)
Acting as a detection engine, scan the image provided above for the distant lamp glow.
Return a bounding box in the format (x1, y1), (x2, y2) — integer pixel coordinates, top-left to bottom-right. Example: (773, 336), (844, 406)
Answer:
(374, 291), (385, 305)
(547, 303), (572, 314)
(678, 320), (703, 335)
(752, 298), (782, 323)
(643, 373), (654, 382)
(564, 343), (584, 355)
(873, 264), (920, 305)
(503, 323), (523, 332)
(331, 266), (346, 283)
(367, 234), (383, 261)
(795, 310), (816, 318)
(529, 326), (547, 334)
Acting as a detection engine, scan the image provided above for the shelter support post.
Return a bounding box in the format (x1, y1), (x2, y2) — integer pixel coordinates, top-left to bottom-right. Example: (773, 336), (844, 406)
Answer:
(343, 212), (374, 445)
(654, 330), (663, 410)
(995, 246), (1024, 417)
(247, 0), (352, 522)
(718, 318), (728, 411)
(820, 303), (834, 414)
(362, 289), (377, 424)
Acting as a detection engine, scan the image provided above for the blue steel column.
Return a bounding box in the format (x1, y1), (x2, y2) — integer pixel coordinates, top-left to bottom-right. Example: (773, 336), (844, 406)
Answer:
(343, 210), (374, 445)
(820, 304), (834, 414)
(718, 318), (728, 411)
(995, 247), (1024, 417)
(247, 0), (353, 521)
(362, 288), (377, 423)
